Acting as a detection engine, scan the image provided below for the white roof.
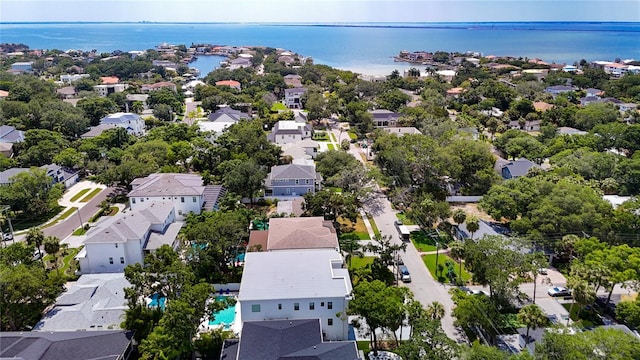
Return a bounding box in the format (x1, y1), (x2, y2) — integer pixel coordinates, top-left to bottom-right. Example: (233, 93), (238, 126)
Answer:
(277, 120), (307, 130)
(198, 121), (234, 134)
(436, 70), (457, 76)
(239, 249), (352, 301)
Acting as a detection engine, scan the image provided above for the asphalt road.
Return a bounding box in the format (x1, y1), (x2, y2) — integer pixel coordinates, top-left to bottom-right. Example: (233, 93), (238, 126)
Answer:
(331, 125), (467, 343)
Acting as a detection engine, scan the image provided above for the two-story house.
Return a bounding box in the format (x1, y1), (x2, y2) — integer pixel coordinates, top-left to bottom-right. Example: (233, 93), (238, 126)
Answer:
(76, 202), (181, 274)
(239, 249), (352, 341)
(369, 109), (401, 128)
(264, 164), (322, 197)
(544, 85), (577, 98)
(284, 87), (307, 109)
(128, 173), (208, 219)
(267, 120), (312, 145)
(98, 112), (145, 136)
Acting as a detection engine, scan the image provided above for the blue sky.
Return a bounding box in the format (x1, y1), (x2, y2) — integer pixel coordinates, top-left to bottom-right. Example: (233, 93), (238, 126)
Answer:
(2, 0), (639, 22)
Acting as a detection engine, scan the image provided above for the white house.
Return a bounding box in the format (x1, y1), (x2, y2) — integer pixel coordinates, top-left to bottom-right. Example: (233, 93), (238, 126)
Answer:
(284, 87), (307, 109)
(239, 249), (352, 340)
(76, 202), (180, 274)
(128, 173), (206, 219)
(267, 120), (312, 145)
(99, 112), (145, 136)
(94, 83), (129, 97)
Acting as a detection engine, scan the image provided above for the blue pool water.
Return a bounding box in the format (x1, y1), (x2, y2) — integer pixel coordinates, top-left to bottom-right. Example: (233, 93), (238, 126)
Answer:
(148, 293), (166, 311)
(209, 296), (236, 328)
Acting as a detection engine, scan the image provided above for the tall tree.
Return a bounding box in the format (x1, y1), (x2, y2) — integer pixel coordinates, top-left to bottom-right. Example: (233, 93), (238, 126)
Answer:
(518, 304), (549, 343)
(43, 236), (61, 275)
(25, 228), (45, 266)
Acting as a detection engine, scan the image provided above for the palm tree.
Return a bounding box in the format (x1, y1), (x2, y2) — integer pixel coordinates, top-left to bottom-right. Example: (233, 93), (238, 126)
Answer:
(466, 216), (480, 241)
(566, 277), (596, 326)
(449, 241), (465, 283)
(26, 227), (45, 266)
(518, 304), (548, 343)
(339, 237), (363, 268)
(44, 236), (61, 275)
(426, 301), (445, 321)
(452, 209), (467, 228)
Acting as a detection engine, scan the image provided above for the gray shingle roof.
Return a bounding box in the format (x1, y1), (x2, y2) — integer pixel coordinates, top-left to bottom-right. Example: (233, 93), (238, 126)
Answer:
(267, 164), (316, 180)
(0, 330), (133, 360)
(267, 217), (338, 250)
(128, 173), (205, 197)
(0, 167), (30, 184)
(0, 125), (25, 143)
(84, 202), (173, 244)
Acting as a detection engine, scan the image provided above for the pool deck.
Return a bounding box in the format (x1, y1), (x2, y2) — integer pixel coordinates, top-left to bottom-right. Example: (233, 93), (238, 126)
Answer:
(199, 294), (242, 335)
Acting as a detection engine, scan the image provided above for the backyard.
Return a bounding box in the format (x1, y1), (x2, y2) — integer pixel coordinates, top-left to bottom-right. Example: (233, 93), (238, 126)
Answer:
(338, 215), (370, 240)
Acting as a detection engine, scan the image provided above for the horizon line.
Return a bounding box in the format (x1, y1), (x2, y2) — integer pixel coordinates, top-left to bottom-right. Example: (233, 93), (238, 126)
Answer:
(3, 20), (640, 25)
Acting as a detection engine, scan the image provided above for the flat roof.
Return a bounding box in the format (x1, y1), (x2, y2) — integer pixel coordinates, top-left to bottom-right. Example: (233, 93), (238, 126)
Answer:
(239, 249), (351, 301)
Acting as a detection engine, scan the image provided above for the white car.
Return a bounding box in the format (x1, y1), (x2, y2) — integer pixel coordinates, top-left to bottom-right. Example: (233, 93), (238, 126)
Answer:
(548, 286), (571, 297)
(468, 289), (490, 296)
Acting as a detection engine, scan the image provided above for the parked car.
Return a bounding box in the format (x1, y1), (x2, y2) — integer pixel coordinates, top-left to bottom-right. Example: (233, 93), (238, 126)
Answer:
(2, 232), (12, 241)
(399, 265), (411, 283)
(538, 268), (548, 275)
(467, 289), (490, 296)
(548, 286), (571, 297)
(32, 249), (43, 261)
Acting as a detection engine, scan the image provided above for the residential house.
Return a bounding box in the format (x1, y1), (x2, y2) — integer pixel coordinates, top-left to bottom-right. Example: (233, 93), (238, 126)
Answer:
(284, 74), (303, 87)
(558, 126), (587, 136)
(9, 61), (33, 74)
(56, 86), (77, 99)
(220, 319), (360, 360)
(544, 85), (577, 98)
(77, 202), (180, 274)
(267, 120), (312, 145)
(446, 87), (465, 98)
(125, 93), (150, 112)
(141, 81), (177, 92)
(42, 164), (80, 189)
(369, 109), (401, 128)
(0, 331), (134, 360)
(128, 173), (211, 219)
(0, 90), (9, 99)
(97, 112), (145, 136)
(94, 83), (128, 97)
(0, 167), (30, 186)
(247, 217), (339, 251)
(100, 76), (120, 85)
(0, 125), (24, 144)
(152, 60), (178, 69)
(533, 101), (554, 112)
(60, 73), (90, 83)
(215, 79), (242, 91)
(199, 107), (250, 138)
(496, 157), (540, 180)
(239, 249), (352, 340)
(585, 88), (604, 98)
(228, 57), (252, 70)
(284, 87), (307, 109)
(383, 127), (422, 135)
(33, 273), (131, 331)
(455, 219), (510, 241)
(264, 164), (322, 196)
(508, 119), (541, 132)
(620, 102), (638, 113)
(280, 138), (320, 160)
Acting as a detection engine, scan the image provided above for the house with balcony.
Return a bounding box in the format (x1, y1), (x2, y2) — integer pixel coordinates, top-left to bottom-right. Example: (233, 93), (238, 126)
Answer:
(76, 202), (181, 274)
(284, 87), (307, 109)
(127, 173), (205, 219)
(97, 112), (145, 136)
(264, 164), (321, 197)
(42, 164), (80, 189)
(94, 83), (129, 97)
(238, 249), (352, 340)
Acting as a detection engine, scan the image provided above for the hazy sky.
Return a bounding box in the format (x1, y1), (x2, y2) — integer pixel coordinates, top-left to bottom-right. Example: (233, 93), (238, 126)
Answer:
(2, 0), (639, 23)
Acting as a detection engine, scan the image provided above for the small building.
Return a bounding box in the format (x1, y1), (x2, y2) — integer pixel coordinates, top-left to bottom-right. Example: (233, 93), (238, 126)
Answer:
(508, 120), (541, 132)
(280, 138), (320, 160)
(0, 125), (24, 144)
(264, 164), (322, 197)
(215, 79), (242, 91)
(56, 86), (77, 99)
(0, 90), (9, 99)
(228, 57), (252, 70)
(33, 273), (131, 331)
(42, 164), (80, 189)
(533, 101), (554, 112)
(77, 202), (180, 274)
(239, 249), (352, 340)
(247, 217), (339, 251)
(220, 319), (360, 360)
(284, 87), (307, 109)
(94, 83), (129, 97)
(284, 74), (303, 87)
(544, 85), (577, 98)
(0, 330), (134, 360)
(0, 167), (30, 186)
(369, 109), (401, 128)
(558, 126), (587, 136)
(207, 106), (250, 123)
(10, 61), (33, 74)
(267, 120), (312, 145)
(60, 73), (90, 84)
(128, 173), (207, 219)
(383, 127), (422, 135)
(455, 219), (510, 241)
(100, 76), (120, 85)
(496, 157), (540, 180)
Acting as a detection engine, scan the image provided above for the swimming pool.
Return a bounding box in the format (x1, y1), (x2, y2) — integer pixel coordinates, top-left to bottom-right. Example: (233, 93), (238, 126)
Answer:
(209, 296), (236, 329)
(148, 293), (166, 311)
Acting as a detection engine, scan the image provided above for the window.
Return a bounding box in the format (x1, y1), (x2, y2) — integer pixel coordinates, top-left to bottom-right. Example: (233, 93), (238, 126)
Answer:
(109, 257), (114, 264)
(321, 302), (324, 307)
(181, 197), (185, 203)
(309, 302), (315, 310)
(120, 257), (125, 264)
(278, 304), (282, 310)
(178, 210), (183, 215)
(295, 179), (299, 185)
(328, 318), (333, 326)
(251, 304), (261, 313)
(305, 179), (310, 184)
(140, 198), (144, 203)
(294, 303), (300, 311)
(115, 243), (118, 248)
(132, 198), (136, 204)
(327, 301), (333, 310)
(286, 188), (291, 194)
(307, 188), (312, 193)
(192, 197), (197, 202)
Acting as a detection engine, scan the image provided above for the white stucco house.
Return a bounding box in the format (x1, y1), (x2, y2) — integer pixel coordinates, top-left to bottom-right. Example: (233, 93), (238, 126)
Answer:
(238, 249), (352, 341)
(127, 173), (207, 220)
(267, 120), (312, 145)
(76, 202), (181, 274)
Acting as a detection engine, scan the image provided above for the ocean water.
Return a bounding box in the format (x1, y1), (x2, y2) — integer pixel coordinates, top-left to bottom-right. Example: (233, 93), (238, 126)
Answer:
(1, 22), (639, 75)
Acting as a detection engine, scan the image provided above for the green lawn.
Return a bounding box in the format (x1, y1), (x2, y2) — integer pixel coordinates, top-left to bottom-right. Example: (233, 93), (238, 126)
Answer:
(367, 215), (381, 238)
(312, 131), (329, 141)
(338, 215), (370, 240)
(423, 253), (472, 284)
(396, 212), (415, 225)
(58, 207), (79, 220)
(349, 256), (375, 271)
(80, 188), (102, 202)
(331, 133), (338, 142)
(327, 143), (336, 150)
(411, 231), (437, 252)
(72, 227), (87, 236)
(348, 131), (358, 140)
(271, 102), (287, 111)
(70, 188), (91, 202)
(44, 247), (81, 280)
(561, 303), (600, 328)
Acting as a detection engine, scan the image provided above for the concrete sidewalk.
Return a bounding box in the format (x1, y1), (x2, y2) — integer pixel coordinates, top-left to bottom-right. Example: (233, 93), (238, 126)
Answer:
(59, 181), (107, 208)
